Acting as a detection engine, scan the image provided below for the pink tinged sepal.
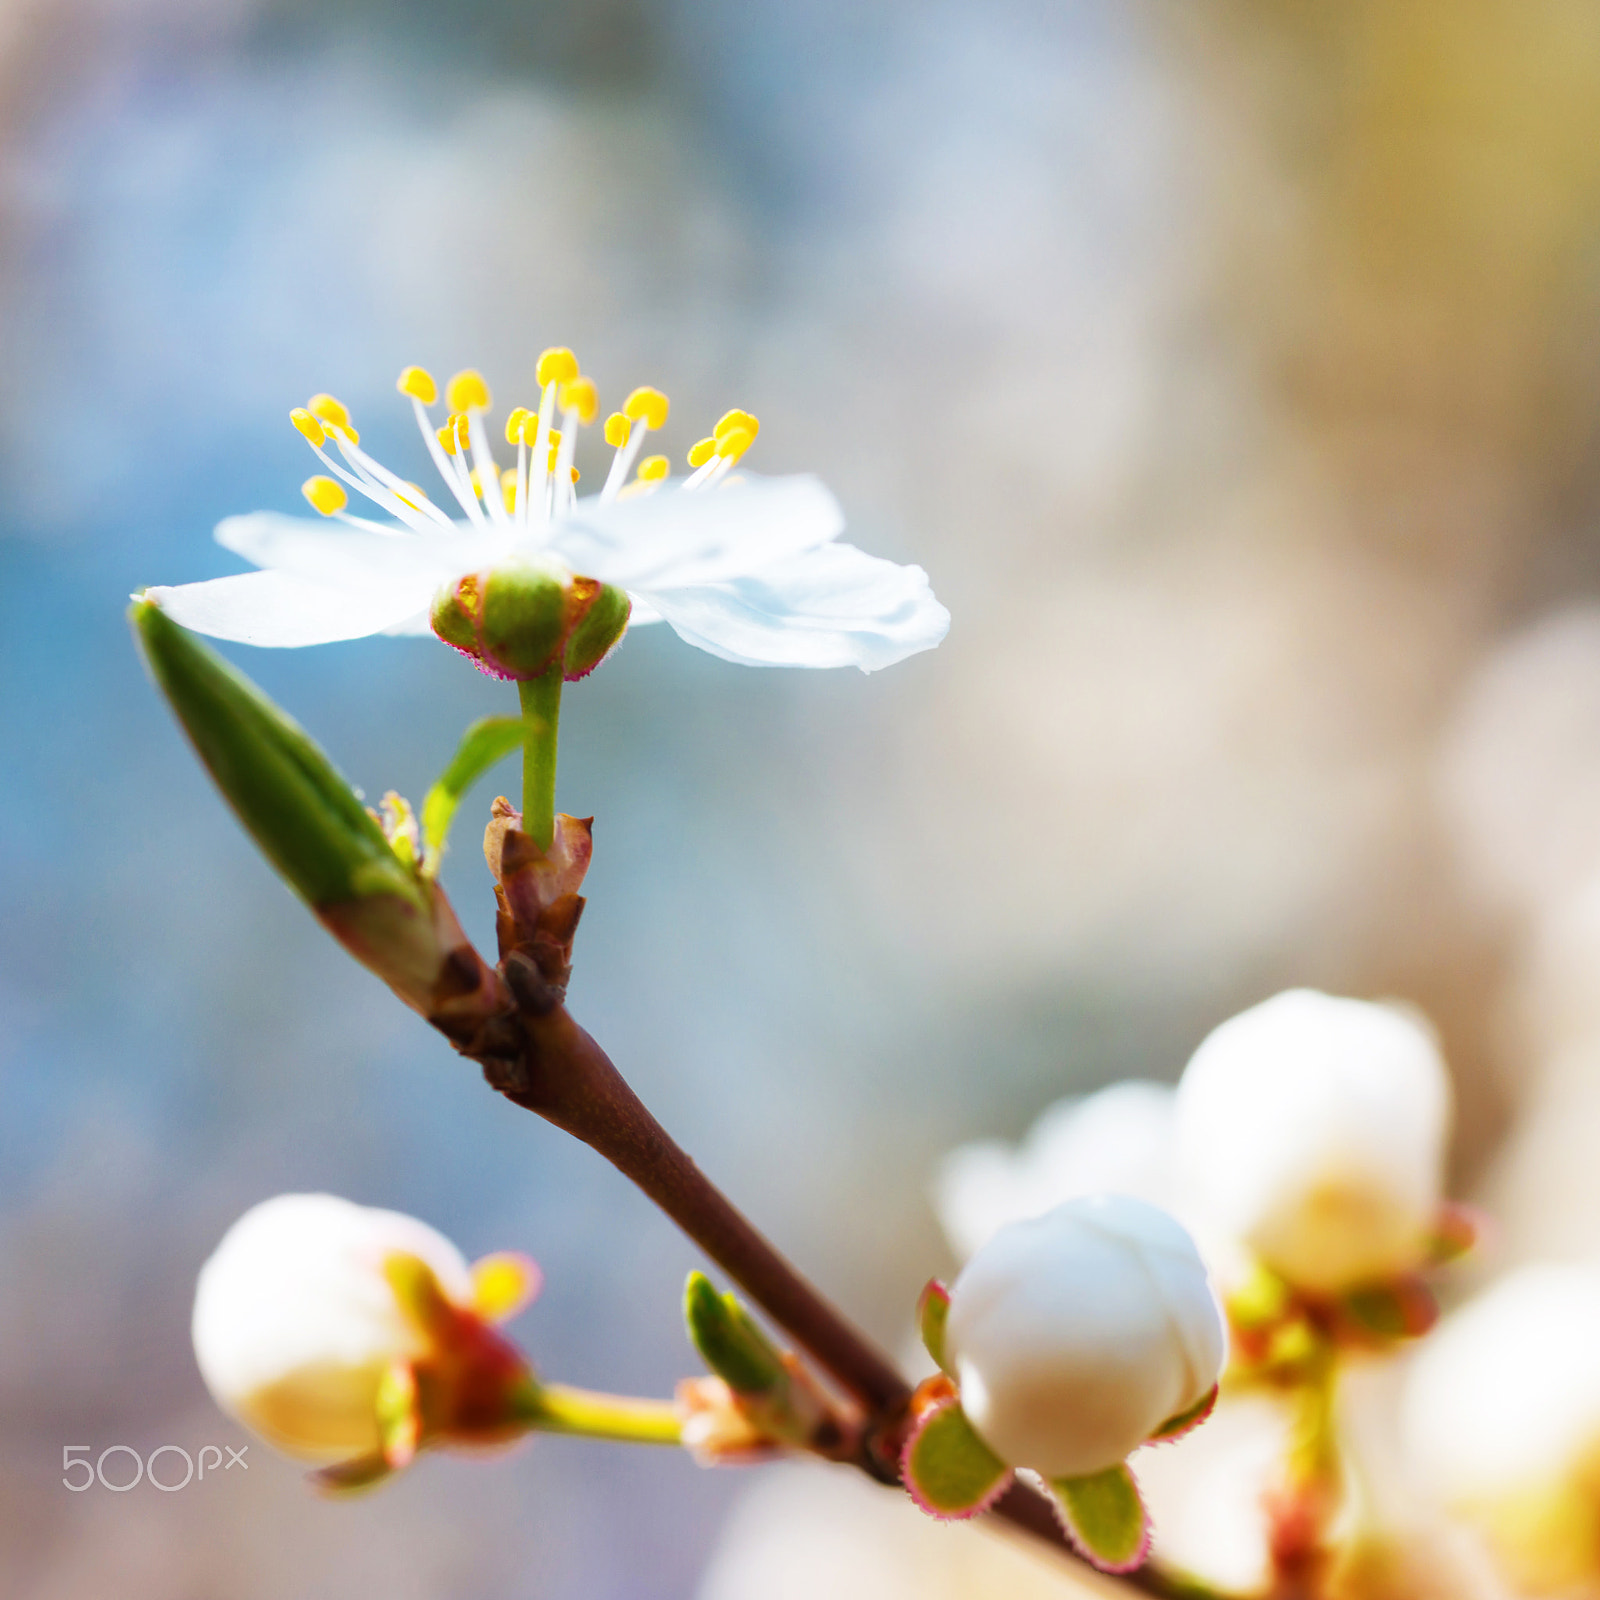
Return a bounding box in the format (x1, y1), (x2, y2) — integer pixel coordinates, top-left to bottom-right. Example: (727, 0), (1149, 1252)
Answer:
(901, 1399), (1014, 1521)
(1428, 1201), (1489, 1266)
(311, 1361), (421, 1496)
(1049, 1462), (1153, 1574)
(1338, 1276), (1439, 1344)
(916, 1278), (952, 1374)
(1147, 1383), (1219, 1445)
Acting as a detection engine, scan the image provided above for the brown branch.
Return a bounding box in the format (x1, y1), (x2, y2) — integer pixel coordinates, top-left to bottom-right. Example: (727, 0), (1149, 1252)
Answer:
(431, 959), (1192, 1595)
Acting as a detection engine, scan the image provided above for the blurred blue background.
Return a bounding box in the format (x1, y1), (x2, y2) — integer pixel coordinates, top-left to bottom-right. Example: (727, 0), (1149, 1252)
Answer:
(8, 0), (1600, 1593)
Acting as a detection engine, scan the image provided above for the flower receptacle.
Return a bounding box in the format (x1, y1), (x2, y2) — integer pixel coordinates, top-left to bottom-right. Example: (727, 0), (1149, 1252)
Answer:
(430, 561), (630, 683)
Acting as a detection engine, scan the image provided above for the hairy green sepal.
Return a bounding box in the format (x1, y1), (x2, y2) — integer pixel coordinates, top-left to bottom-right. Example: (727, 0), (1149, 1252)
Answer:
(1050, 1463), (1150, 1573)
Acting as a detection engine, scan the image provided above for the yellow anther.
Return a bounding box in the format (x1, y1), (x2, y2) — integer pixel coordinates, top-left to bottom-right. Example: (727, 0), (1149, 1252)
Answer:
(713, 408), (760, 445)
(446, 369), (492, 413)
(504, 406), (530, 445)
(325, 420), (361, 446)
(604, 412), (630, 448)
(548, 428), (562, 448)
(546, 443), (560, 471)
(307, 393), (351, 430)
(636, 454), (669, 482)
(501, 467), (518, 488)
(570, 466), (581, 484)
(469, 469), (484, 496)
(437, 424), (458, 457)
(503, 478), (517, 514)
(397, 366), (438, 405)
(396, 482), (429, 511)
(560, 375), (598, 423)
(450, 412), (472, 450)
(536, 347), (579, 387)
(687, 437), (717, 468)
(301, 475), (348, 516)
(290, 408), (326, 448)
(717, 426), (754, 460)
(623, 386), (670, 430)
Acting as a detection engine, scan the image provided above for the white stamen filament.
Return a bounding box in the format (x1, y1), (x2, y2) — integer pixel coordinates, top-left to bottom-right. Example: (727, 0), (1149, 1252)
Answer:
(410, 396), (486, 527)
(305, 440), (437, 537)
(331, 432), (456, 533)
(528, 383), (559, 530)
(465, 406), (510, 528)
(681, 455), (721, 492)
(601, 423), (648, 503)
(553, 405), (580, 517)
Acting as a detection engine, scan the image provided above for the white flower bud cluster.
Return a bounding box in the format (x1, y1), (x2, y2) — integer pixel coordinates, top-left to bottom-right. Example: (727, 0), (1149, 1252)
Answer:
(192, 1193), (478, 1464)
(944, 1195), (1225, 1480)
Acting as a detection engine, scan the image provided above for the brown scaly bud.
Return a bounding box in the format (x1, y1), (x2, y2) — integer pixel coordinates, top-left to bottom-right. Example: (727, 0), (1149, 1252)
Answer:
(483, 797), (593, 1010)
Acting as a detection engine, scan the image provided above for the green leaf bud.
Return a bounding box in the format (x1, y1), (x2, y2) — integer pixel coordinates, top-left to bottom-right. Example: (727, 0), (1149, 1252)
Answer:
(131, 596), (422, 913)
(683, 1271), (786, 1397)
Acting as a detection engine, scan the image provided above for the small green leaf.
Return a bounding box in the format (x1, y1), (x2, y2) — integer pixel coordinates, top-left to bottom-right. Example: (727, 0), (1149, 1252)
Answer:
(901, 1401), (1012, 1520)
(420, 715), (528, 870)
(1050, 1463), (1150, 1573)
(683, 1272), (786, 1396)
(916, 1278), (952, 1373)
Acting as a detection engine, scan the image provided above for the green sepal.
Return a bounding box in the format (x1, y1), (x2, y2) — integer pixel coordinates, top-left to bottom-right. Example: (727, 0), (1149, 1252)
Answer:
(478, 562), (568, 677)
(1050, 1463), (1151, 1574)
(419, 715), (528, 872)
(684, 1271), (786, 1395)
(1149, 1383), (1218, 1443)
(916, 1278), (952, 1373)
(901, 1401), (1012, 1520)
(311, 1360), (420, 1495)
(563, 582), (631, 680)
(130, 598), (423, 912)
(1341, 1278), (1438, 1342)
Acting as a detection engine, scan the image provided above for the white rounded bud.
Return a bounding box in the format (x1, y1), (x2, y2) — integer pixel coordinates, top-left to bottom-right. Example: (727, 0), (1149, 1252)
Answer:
(1175, 990), (1450, 1294)
(1402, 1261), (1600, 1592)
(944, 1195), (1225, 1480)
(192, 1193), (476, 1463)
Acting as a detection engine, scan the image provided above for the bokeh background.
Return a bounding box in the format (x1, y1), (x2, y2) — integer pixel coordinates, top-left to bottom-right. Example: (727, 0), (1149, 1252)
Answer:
(8, 0), (1600, 1594)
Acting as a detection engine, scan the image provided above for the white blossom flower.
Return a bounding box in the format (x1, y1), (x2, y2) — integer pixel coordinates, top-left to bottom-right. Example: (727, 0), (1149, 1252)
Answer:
(143, 359), (948, 674)
(192, 1193), (537, 1471)
(1175, 990), (1451, 1295)
(934, 1080), (1179, 1261)
(1402, 1260), (1600, 1593)
(943, 1195), (1225, 1481)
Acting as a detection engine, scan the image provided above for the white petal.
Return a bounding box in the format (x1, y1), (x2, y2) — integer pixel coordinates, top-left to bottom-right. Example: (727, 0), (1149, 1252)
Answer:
(550, 474), (844, 590)
(145, 570), (434, 646)
(642, 541), (950, 671)
(216, 511), (465, 589)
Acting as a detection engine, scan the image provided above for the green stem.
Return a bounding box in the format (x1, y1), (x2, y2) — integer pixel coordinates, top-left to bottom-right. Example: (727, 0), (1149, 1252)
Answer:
(517, 667), (563, 850)
(516, 1381), (681, 1446)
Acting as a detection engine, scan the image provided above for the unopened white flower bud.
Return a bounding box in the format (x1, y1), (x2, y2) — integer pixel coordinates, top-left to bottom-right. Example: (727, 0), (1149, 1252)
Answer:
(192, 1193), (517, 1467)
(944, 1195), (1225, 1480)
(1402, 1261), (1600, 1593)
(1175, 990), (1451, 1294)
